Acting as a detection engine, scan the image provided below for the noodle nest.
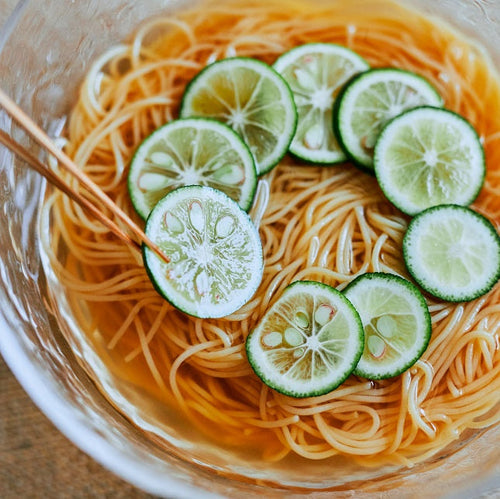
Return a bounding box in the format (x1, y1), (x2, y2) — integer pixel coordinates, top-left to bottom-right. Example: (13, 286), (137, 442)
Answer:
(44, 0), (500, 466)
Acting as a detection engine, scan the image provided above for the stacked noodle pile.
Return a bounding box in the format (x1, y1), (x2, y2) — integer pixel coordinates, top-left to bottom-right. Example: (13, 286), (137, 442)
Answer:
(44, 0), (500, 465)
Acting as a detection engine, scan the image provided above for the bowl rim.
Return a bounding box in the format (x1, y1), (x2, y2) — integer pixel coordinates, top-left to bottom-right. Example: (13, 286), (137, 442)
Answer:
(0, 1), (499, 497)
(0, 1), (215, 495)
(0, 313), (219, 498)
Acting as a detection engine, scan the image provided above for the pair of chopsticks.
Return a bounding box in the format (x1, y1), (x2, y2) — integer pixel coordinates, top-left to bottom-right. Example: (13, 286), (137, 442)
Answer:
(0, 88), (169, 264)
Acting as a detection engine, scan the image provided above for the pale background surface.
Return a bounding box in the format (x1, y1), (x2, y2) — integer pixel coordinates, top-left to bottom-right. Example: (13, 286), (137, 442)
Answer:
(0, 357), (152, 498)
(0, 0), (152, 497)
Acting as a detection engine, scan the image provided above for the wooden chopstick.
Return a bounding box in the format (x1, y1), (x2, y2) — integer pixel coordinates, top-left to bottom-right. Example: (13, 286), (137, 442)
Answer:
(0, 88), (170, 264)
(0, 129), (142, 252)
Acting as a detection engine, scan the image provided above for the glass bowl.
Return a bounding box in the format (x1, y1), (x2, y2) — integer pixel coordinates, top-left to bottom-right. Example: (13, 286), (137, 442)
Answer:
(0, 0), (499, 496)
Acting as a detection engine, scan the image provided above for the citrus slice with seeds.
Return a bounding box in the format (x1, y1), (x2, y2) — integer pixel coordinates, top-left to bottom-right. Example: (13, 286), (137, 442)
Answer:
(344, 273), (431, 380)
(128, 118), (257, 220)
(143, 185), (263, 318)
(403, 205), (500, 302)
(374, 106), (485, 215)
(180, 57), (297, 175)
(246, 280), (363, 398)
(334, 68), (443, 170)
(273, 43), (369, 164)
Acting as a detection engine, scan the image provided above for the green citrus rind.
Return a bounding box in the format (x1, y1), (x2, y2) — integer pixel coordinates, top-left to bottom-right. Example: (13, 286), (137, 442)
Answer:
(344, 272), (431, 380)
(273, 43), (369, 164)
(180, 57), (297, 175)
(246, 280), (364, 398)
(128, 117), (257, 220)
(374, 106), (485, 215)
(403, 205), (500, 302)
(143, 185), (263, 318)
(334, 68), (443, 171)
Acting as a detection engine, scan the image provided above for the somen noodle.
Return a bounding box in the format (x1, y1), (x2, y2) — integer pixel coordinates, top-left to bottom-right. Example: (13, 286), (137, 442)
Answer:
(42, 0), (500, 467)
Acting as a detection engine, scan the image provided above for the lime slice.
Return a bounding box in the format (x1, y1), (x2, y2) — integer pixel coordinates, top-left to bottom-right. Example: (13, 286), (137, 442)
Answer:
(403, 205), (500, 302)
(273, 43), (369, 164)
(180, 57), (297, 175)
(246, 280), (363, 398)
(374, 106), (485, 216)
(334, 68), (443, 170)
(143, 185), (263, 318)
(344, 273), (431, 380)
(128, 118), (257, 220)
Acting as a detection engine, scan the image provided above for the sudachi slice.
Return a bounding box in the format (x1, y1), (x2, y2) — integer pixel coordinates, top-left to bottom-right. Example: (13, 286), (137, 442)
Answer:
(246, 280), (364, 397)
(143, 185), (263, 318)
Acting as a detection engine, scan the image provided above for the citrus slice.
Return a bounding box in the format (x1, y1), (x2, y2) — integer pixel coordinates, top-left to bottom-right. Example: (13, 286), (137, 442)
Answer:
(180, 57), (297, 175)
(246, 280), (363, 398)
(143, 185), (263, 318)
(334, 68), (443, 170)
(128, 118), (257, 220)
(403, 205), (500, 302)
(374, 106), (485, 215)
(344, 273), (431, 380)
(273, 43), (369, 164)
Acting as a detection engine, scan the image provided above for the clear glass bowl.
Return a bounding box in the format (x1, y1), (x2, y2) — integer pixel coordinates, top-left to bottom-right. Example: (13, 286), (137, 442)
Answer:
(0, 0), (498, 496)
